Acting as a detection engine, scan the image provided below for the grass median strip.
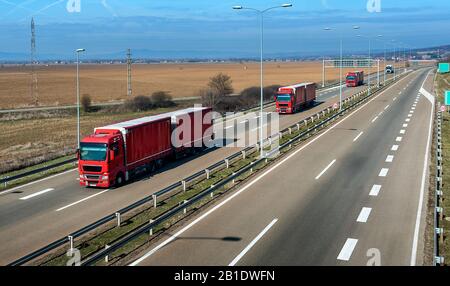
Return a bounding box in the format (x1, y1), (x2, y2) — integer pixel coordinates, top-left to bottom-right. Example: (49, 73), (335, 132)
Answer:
(434, 72), (450, 265)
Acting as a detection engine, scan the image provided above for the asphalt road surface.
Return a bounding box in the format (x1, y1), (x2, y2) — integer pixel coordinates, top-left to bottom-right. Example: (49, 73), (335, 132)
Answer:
(0, 72), (394, 264)
(130, 68), (434, 266)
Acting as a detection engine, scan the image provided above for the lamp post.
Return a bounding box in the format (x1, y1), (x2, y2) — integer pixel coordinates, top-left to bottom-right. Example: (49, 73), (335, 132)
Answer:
(233, 4), (292, 158)
(383, 39), (387, 85)
(356, 33), (381, 96)
(324, 26), (359, 111)
(76, 48), (85, 150)
(391, 40), (397, 81)
(375, 35), (383, 87)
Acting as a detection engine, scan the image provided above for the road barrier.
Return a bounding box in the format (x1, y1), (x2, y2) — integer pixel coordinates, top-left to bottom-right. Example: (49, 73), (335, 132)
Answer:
(8, 71), (411, 266)
(81, 75), (407, 266)
(434, 108), (445, 266)
(0, 158), (77, 188)
(1, 81), (347, 189)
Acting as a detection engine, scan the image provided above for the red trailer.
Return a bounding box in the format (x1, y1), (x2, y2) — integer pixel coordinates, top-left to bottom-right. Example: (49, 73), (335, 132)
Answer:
(171, 107), (213, 153)
(275, 83), (316, 114)
(346, 71), (364, 87)
(78, 107), (212, 188)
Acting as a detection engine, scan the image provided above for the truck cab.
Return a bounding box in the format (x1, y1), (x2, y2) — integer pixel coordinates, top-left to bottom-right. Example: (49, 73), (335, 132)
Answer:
(346, 71), (364, 87)
(385, 65), (394, 74)
(78, 131), (125, 188)
(275, 90), (294, 114)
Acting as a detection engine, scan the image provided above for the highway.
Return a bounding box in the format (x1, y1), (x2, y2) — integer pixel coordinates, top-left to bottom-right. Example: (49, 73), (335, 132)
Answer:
(129, 68), (434, 266)
(0, 72), (390, 264)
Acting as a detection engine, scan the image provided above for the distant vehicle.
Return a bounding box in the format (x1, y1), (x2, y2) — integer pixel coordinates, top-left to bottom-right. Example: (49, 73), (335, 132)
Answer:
(78, 107), (213, 188)
(385, 65), (395, 74)
(275, 83), (316, 114)
(346, 71), (364, 87)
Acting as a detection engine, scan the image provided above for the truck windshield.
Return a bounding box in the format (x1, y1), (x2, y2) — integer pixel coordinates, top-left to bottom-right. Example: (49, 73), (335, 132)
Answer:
(347, 76), (355, 80)
(80, 143), (107, 161)
(276, 94), (292, 102)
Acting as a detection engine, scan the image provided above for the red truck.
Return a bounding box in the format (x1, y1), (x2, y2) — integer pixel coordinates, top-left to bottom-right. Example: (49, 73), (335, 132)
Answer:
(78, 107), (213, 188)
(275, 83), (316, 114)
(346, 71), (364, 87)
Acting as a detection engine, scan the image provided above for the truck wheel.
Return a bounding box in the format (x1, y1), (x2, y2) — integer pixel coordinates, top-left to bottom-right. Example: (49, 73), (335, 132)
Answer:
(115, 173), (124, 187)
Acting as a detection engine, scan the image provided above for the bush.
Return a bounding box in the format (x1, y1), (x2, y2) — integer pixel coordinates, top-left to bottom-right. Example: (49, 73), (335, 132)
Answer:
(208, 73), (234, 97)
(81, 94), (92, 112)
(151, 91), (175, 108)
(238, 85), (281, 107)
(264, 85), (282, 101)
(124, 95), (153, 112)
(214, 96), (245, 113)
(199, 88), (221, 108)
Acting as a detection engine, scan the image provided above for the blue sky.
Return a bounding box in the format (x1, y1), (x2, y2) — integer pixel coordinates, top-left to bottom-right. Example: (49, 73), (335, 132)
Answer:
(1, 0), (450, 60)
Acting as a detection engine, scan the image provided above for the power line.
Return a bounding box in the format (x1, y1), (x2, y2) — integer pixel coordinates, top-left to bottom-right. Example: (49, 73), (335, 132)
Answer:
(127, 48), (132, 96)
(30, 17), (38, 106)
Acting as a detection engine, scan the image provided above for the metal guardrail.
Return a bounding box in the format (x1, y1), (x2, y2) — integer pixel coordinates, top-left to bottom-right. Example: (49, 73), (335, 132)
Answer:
(0, 158), (77, 187)
(8, 72), (408, 266)
(1, 81), (346, 188)
(81, 76), (402, 266)
(434, 108), (445, 266)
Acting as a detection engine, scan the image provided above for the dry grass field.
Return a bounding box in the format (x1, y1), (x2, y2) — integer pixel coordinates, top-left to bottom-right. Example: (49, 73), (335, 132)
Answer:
(0, 105), (192, 174)
(0, 61), (385, 109)
(0, 60), (405, 174)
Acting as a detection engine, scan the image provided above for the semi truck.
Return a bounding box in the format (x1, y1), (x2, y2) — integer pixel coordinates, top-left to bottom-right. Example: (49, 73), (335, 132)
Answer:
(385, 65), (394, 74)
(275, 83), (316, 114)
(346, 71), (364, 87)
(78, 107), (213, 188)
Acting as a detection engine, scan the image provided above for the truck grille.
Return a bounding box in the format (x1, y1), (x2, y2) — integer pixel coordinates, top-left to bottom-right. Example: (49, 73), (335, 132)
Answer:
(85, 175), (101, 180)
(83, 165), (102, 172)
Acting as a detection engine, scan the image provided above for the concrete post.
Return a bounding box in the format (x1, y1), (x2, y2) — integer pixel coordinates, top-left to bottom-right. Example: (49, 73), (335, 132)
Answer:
(152, 194), (157, 208)
(115, 212), (121, 227)
(68, 235), (74, 252)
(105, 245), (110, 263)
(149, 219), (154, 236)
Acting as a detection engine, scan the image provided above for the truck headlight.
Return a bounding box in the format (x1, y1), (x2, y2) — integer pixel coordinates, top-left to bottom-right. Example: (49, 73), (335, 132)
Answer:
(101, 175), (109, 180)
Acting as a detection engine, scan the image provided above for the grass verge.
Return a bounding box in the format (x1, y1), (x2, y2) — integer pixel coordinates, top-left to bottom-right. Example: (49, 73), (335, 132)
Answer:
(435, 71), (450, 265)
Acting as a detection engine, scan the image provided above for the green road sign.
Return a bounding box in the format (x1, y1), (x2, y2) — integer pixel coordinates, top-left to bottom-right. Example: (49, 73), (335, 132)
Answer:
(439, 63), (450, 74)
(445, 91), (450, 106)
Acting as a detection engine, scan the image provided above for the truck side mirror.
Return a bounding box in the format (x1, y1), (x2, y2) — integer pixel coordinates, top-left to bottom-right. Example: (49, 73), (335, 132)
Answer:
(76, 149), (80, 159)
(109, 150), (115, 161)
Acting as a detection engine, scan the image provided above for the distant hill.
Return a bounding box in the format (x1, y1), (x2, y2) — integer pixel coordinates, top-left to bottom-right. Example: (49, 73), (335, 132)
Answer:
(1, 44), (449, 64)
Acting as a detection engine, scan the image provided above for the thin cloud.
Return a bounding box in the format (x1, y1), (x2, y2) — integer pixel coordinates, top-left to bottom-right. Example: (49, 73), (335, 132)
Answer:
(5, 0), (38, 16)
(101, 0), (117, 17)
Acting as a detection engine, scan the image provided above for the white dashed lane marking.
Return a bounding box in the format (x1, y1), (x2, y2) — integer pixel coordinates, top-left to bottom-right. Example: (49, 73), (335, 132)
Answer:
(379, 168), (389, 177)
(369, 185), (382, 196)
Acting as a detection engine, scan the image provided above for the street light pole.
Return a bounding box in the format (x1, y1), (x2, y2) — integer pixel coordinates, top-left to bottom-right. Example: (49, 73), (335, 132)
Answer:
(324, 26), (359, 111)
(356, 33), (372, 96)
(339, 37), (343, 111)
(233, 4), (292, 158)
(259, 12), (264, 156)
(383, 41), (386, 85)
(368, 37), (371, 96)
(76, 48), (85, 150)
(392, 40), (397, 81)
